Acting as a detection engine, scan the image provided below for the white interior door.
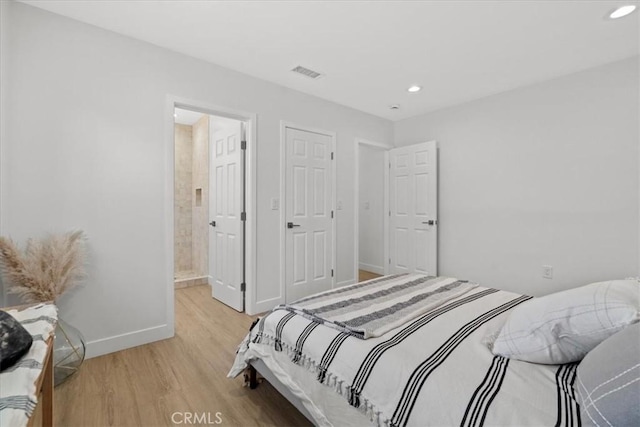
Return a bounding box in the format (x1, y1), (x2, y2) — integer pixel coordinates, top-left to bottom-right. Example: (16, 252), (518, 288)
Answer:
(389, 141), (438, 276)
(285, 127), (334, 302)
(209, 119), (244, 311)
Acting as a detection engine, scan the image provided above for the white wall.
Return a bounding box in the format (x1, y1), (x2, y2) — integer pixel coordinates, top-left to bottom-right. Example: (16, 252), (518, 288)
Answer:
(395, 57), (639, 296)
(358, 145), (385, 274)
(0, 1), (10, 303)
(0, 2), (392, 356)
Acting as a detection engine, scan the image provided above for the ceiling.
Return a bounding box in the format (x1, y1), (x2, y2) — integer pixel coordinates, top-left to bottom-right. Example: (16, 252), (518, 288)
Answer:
(21, 0), (640, 121)
(174, 108), (204, 126)
(174, 108), (242, 135)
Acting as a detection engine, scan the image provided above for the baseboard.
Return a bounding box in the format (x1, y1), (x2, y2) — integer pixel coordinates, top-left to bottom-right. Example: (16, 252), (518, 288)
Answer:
(85, 323), (173, 359)
(359, 263), (384, 275)
(337, 279), (355, 288)
(175, 276), (208, 289)
(250, 297), (283, 316)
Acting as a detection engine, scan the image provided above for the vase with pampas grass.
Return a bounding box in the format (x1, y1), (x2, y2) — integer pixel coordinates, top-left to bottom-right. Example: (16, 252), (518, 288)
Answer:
(0, 230), (87, 386)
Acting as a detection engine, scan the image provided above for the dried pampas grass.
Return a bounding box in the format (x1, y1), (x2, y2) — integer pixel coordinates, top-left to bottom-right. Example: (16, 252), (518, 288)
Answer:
(0, 230), (87, 303)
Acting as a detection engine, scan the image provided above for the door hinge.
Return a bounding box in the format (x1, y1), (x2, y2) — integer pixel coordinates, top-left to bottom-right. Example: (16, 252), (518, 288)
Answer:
(331, 269), (334, 277)
(389, 258), (391, 264)
(389, 210), (391, 216)
(241, 212), (246, 221)
(331, 210), (334, 219)
(241, 140), (247, 150)
(240, 282), (246, 292)
(331, 152), (334, 160)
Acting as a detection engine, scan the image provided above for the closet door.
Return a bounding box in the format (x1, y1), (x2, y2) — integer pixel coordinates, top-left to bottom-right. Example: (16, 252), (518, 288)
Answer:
(284, 127), (335, 302)
(389, 141), (438, 276)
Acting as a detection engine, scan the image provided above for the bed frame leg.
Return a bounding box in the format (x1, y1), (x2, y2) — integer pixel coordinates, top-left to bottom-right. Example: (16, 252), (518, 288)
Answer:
(249, 365), (258, 389)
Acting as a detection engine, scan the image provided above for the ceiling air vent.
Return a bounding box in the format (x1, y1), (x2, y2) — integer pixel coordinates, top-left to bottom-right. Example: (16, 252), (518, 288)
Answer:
(291, 65), (324, 79)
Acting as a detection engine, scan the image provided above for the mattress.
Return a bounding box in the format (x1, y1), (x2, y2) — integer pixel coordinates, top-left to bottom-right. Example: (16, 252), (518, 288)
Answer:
(229, 283), (581, 427)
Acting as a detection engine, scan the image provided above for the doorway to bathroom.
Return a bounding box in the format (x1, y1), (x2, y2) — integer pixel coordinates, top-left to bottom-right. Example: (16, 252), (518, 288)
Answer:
(172, 104), (254, 313)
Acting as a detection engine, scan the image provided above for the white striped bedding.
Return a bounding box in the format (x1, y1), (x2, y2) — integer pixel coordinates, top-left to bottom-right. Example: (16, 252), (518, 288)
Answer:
(277, 275), (477, 339)
(229, 281), (581, 427)
(0, 303), (57, 427)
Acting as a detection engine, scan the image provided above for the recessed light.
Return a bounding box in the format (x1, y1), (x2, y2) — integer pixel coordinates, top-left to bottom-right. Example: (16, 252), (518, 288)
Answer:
(407, 85), (422, 93)
(609, 5), (636, 19)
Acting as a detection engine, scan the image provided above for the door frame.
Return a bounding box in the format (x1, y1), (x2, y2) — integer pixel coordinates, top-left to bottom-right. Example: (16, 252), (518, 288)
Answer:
(279, 121), (337, 304)
(165, 95), (258, 324)
(354, 138), (392, 283)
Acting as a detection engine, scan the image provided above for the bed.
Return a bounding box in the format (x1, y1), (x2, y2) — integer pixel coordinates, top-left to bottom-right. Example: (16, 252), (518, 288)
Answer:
(228, 274), (582, 427)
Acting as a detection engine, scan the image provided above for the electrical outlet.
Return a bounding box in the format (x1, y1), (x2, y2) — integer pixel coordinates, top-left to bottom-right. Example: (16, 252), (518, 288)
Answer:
(542, 265), (553, 279)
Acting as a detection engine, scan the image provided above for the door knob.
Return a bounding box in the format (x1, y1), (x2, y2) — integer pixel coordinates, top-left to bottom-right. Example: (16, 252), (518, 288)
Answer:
(422, 220), (436, 226)
(287, 222), (301, 229)
(209, 221), (216, 227)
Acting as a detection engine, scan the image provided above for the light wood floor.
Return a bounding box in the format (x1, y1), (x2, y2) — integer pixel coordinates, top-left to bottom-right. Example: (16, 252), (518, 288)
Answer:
(45, 285), (312, 427)
(358, 269), (382, 282)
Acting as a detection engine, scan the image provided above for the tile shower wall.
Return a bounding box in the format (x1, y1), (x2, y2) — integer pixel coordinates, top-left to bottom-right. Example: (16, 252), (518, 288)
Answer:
(191, 115), (209, 277)
(174, 124), (193, 273)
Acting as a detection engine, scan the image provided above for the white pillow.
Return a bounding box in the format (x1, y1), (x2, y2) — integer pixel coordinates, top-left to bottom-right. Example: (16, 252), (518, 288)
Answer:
(491, 279), (639, 364)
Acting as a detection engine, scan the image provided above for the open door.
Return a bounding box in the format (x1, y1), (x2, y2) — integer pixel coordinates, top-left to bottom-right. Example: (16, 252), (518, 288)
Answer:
(389, 141), (438, 276)
(209, 118), (245, 311)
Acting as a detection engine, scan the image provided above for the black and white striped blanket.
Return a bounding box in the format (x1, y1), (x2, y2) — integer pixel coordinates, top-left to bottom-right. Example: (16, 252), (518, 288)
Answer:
(0, 304), (57, 427)
(275, 275), (477, 339)
(230, 282), (581, 427)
